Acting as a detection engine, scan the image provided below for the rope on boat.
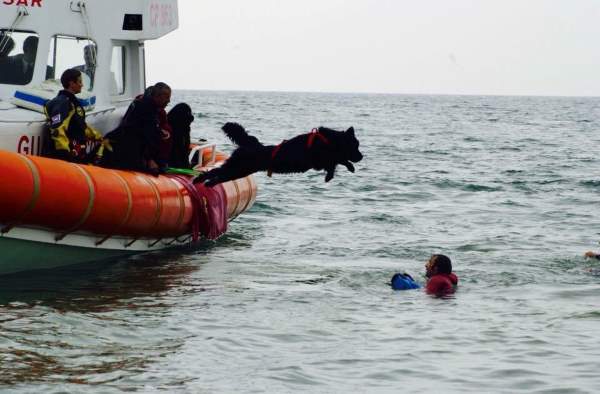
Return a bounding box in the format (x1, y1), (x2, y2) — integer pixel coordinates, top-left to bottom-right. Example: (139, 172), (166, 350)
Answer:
(168, 175), (202, 243)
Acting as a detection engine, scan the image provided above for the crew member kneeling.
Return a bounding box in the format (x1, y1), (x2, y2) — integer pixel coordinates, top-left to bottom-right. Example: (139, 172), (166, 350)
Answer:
(44, 68), (102, 163)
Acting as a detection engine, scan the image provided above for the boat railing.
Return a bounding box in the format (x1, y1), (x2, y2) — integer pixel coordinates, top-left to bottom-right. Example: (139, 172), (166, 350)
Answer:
(189, 141), (216, 167)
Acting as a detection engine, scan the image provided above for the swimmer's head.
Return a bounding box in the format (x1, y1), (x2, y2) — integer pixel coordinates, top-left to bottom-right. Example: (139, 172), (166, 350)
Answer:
(426, 254), (452, 278)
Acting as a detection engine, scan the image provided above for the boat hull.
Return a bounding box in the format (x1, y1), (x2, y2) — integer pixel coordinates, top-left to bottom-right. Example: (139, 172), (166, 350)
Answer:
(0, 234), (133, 275)
(0, 149), (257, 275)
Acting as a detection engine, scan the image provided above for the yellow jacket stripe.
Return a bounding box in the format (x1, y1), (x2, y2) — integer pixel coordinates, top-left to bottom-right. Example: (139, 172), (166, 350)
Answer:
(44, 105), (76, 152)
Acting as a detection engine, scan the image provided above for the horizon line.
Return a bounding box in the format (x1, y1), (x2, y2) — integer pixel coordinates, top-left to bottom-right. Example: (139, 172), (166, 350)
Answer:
(162, 87), (600, 99)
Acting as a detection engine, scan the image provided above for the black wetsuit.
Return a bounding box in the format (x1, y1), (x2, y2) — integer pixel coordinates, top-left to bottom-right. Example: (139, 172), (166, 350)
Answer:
(102, 94), (162, 172)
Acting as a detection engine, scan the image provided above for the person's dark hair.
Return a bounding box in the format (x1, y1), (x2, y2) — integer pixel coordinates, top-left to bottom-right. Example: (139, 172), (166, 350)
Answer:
(60, 68), (81, 89)
(152, 82), (171, 96)
(143, 85), (154, 98)
(433, 254), (452, 274)
(0, 34), (15, 57)
(23, 35), (38, 53)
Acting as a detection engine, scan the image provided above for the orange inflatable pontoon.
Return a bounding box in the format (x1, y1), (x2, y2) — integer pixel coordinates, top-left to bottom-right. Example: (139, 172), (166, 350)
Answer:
(0, 149), (257, 275)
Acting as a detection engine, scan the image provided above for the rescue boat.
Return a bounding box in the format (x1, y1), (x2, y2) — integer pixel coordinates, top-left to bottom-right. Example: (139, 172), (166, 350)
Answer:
(0, 0), (257, 275)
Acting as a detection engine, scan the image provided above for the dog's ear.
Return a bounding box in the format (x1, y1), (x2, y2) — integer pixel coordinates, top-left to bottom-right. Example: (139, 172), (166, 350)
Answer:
(346, 127), (355, 136)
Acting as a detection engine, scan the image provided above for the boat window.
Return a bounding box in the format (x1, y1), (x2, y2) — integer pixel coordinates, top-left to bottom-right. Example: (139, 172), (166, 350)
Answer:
(110, 45), (126, 95)
(0, 30), (41, 85)
(47, 35), (97, 91)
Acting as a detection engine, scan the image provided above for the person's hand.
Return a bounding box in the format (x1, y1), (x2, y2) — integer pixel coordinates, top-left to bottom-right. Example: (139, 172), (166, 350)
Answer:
(584, 251), (597, 258)
(70, 143), (86, 160)
(147, 159), (159, 170)
(147, 159), (160, 177)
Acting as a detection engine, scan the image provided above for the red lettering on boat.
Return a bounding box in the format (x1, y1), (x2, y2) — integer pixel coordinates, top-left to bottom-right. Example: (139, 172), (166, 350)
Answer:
(2, 0), (42, 6)
(17, 135), (41, 155)
(149, 2), (174, 28)
(17, 136), (29, 154)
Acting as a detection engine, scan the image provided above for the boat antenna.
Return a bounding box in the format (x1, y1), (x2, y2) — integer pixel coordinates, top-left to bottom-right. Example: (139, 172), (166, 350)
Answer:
(0, 6), (28, 56)
(78, 1), (97, 70)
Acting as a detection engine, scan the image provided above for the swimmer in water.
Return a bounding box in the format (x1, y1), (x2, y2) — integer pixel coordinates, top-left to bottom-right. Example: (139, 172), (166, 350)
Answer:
(390, 254), (459, 294)
(425, 254), (458, 295)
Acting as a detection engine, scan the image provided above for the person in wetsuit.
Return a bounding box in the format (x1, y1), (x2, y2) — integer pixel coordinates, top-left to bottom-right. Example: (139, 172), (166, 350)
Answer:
(102, 82), (171, 174)
(43, 68), (102, 162)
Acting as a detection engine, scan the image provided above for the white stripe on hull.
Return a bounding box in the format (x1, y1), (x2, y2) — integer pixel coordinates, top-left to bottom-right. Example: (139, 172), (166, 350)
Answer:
(0, 225), (196, 275)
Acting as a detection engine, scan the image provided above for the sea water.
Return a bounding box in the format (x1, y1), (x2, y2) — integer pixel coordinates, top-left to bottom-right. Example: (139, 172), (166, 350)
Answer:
(1, 91), (600, 393)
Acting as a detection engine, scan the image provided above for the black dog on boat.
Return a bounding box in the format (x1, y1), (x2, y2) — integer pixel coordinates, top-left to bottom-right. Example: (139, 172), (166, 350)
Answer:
(194, 122), (363, 186)
(167, 103), (195, 169)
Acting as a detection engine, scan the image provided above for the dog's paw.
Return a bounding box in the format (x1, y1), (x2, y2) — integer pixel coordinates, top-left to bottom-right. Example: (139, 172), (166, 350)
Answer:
(325, 173), (334, 182)
(204, 177), (220, 187)
(344, 162), (355, 173)
(192, 175), (206, 184)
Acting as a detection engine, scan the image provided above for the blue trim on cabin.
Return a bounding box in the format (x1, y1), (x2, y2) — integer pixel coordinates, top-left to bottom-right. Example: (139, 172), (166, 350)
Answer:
(14, 91), (48, 106)
(14, 91), (96, 108)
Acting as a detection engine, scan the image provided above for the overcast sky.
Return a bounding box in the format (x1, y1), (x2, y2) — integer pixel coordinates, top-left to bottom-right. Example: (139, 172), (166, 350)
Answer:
(146, 0), (600, 96)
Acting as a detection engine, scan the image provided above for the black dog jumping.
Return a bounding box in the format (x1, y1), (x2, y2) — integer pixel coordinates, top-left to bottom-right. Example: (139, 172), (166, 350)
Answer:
(194, 122), (363, 187)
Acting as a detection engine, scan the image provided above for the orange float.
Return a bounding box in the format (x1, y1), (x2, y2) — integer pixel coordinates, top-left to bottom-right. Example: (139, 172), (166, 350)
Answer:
(0, 150), (256, 241)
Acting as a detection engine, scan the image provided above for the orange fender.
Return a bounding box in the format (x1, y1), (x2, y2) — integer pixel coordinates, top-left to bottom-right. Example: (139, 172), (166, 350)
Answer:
(0, 150), (256, 239)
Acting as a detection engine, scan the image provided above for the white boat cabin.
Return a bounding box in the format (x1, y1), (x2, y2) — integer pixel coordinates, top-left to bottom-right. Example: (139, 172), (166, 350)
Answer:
(0, 0), (178, 155)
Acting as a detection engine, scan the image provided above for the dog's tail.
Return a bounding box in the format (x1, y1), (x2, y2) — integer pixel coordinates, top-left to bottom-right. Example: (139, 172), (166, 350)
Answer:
(222, 122), (263, 148)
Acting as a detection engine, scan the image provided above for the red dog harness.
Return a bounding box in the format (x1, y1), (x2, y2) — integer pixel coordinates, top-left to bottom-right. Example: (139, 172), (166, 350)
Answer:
(267, 128), (329, 177)
(306, 128), (330, 148)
